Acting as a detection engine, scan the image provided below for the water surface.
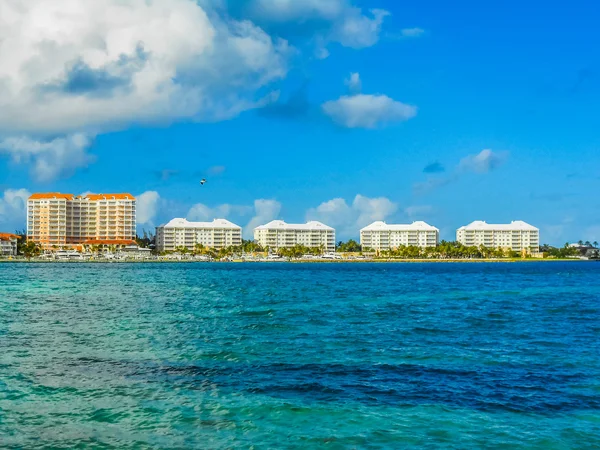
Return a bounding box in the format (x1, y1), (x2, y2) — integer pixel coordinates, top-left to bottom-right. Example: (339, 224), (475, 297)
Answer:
(1, 262), (599, 448)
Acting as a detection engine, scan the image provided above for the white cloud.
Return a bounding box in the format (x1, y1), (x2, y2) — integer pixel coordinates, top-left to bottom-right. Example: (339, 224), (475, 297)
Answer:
(0, 134), (94, 182)
(345, 72), (361, 94)
(306, 194), (397, 237)
(331, 8), (390, 49)
(0, 188), (31, 231)
(458, 149), (508, 174)
(247, 0), (345, 22)
(245, 199), (282, 238)
(401, 27), (425, 38)
(246, 1), (389, 50)
(187, 203), (253, 221)
(136, 191), (160, 226)
(322, 93), (417, 129)
(0, 0), (291, 180)
(186, 199), (277, 238)
(0, 0), (289, 136)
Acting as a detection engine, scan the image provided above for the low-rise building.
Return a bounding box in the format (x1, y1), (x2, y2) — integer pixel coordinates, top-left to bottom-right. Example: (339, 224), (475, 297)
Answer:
(254, 220), (335, 252)
(360, 221), (439, 251)
(456, 221), (539, 252)
(155, 218), (242, 252)
(0, 233), (18, 257)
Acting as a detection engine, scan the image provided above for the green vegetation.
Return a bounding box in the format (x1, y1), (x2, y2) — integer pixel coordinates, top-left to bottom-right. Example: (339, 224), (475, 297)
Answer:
(277, 244), (324, 259)
(161, 240), (267, 260)
(374, 241), (520, 260)
(336, 239), (361, 252)
(21, 241), (42, 260)
(135, 229), (155, 248)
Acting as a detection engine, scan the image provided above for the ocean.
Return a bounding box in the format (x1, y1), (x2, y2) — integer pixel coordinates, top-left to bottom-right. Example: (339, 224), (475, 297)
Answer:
(0, 262), (599, 449)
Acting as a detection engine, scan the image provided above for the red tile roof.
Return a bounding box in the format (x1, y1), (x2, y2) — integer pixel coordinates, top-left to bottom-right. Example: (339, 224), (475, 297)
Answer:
(0, 233), (18, 241)
(29, 193), (74, 200)
(85, 194), (135, 200)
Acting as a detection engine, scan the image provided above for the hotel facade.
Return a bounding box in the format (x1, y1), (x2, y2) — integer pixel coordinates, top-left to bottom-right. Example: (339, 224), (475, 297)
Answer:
(456, 221), (540, 252)
(254, 220), (335, 252)
(155, 218), (242, 252)
(0, 233), (18, 256)
(27, 193), (136, 249)
(360, 221), (440, 251)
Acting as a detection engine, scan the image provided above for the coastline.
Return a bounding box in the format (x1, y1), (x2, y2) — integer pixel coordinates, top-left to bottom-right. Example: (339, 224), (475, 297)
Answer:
(0, 258), (591, 264)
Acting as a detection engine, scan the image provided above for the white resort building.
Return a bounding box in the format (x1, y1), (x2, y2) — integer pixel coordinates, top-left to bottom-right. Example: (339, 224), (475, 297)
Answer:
(155, 218), (242, 252)
(0, 233), (18, 257)
(360, 221), (439, 251)
(254, 220), (335, 252)
(456, 221), (540, 252)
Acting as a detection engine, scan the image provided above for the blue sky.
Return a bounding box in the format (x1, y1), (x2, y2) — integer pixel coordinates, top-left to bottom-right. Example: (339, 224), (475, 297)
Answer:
(0, 0), (599, 244)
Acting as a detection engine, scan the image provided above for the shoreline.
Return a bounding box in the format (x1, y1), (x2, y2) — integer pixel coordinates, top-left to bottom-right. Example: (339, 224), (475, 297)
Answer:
(0, 258), (593, 264)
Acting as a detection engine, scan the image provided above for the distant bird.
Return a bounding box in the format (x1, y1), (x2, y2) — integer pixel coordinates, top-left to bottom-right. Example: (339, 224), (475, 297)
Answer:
(200, 179), (206, 185)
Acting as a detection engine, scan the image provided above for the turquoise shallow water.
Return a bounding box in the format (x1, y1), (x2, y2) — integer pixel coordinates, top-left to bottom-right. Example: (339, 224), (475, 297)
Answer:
(0, 262), (599, 449)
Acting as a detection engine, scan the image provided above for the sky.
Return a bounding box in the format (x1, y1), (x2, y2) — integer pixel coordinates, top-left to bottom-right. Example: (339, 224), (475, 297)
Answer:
(0, 0), (599, 244)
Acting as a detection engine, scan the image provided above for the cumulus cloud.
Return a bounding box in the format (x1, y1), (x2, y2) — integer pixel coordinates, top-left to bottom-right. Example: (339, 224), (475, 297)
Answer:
(243, 1), (389, 51)
(345, 72), (362, 94)
(0, 134), (94, 182)
(0, 188), (31, 231)
(136, 191), (160, 226)
(331, 8), (390, 49)
(0, 0), (289, 136)
(322, 94), (417, 129)
(186, 198), (279, 238)
(0, 0), (404, 180)
(0, 0), (291, 180)
(245, 199), (282, 238)
(415, 149), (509, 194)
(187, 203), (253, 221)
(306, 194), (397, 238)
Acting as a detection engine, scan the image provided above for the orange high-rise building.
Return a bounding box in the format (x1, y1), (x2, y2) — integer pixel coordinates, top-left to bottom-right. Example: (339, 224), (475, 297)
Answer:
(27, 193), (136, 249)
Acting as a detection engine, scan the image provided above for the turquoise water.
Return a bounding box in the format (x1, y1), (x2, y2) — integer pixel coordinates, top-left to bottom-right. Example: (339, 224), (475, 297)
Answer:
(1, 262), (599, 449)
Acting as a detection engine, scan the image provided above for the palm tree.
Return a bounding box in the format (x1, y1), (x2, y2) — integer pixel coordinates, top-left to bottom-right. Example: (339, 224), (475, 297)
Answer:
(22, 241), (41, 260)
(594, 241), (599, 248)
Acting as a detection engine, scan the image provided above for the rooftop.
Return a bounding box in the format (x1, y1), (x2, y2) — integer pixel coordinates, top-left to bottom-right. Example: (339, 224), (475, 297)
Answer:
(255, 220), (334, 231)
(29, 193), (135, 201)
(0, 233), (18, 241)
(159, 218), (242, 229)
(361, 221), (439, 232)
(457, 221), (538, 231)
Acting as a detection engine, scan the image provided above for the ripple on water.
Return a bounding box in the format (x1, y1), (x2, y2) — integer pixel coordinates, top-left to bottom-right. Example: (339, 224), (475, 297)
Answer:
(0, 261), (599, 449)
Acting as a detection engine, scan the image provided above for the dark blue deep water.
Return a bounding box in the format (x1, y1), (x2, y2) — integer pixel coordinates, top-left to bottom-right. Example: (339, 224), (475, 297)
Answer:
(1, 262), (599, 448)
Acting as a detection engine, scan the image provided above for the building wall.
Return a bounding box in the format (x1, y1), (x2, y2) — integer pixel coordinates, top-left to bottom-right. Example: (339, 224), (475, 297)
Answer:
(27, 194), (136, 249)
(361, 230), (439, 251)
(156, 226), (242, 252)
(0, 235), (17, 256)
(456, 229), (539, 251)
(254, 229), (336, 252)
